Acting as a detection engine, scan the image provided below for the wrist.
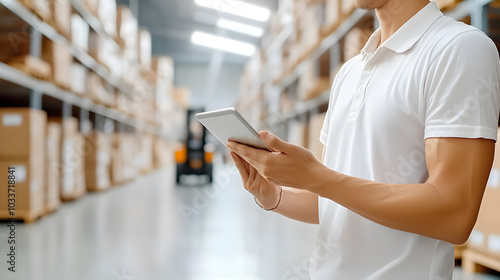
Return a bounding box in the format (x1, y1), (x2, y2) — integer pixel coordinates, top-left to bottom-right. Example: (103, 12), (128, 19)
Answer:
(255, 187), (283, 211)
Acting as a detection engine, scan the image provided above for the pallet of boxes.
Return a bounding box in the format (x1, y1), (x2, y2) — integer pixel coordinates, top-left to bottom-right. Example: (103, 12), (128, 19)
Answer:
(462, 129), (500, 273)
(0, 109), (46, 222)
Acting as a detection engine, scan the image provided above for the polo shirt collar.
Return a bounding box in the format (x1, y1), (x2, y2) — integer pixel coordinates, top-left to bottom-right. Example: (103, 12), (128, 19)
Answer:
(361, 1), (442, 59)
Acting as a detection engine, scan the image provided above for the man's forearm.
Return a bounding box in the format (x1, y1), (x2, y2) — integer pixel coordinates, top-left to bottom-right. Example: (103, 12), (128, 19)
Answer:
(273, 188), (319, 224)
(306, 169), (481, 244)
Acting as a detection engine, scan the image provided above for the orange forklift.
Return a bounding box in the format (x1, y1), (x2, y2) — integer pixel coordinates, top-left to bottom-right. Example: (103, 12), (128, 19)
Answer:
(175, 109), (214, 184)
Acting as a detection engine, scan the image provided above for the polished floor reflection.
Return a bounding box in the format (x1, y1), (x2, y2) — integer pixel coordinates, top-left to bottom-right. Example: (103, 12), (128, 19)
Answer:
(0, 163), (498, 280)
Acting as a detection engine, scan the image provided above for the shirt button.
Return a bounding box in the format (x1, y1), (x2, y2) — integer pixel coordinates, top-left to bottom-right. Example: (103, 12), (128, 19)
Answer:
(367, 66), (374, 72)
(358, 86), (364, 92)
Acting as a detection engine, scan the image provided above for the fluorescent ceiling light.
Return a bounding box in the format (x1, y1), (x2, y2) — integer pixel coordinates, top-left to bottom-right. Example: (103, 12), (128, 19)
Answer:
(194, 0), (270, 22)
(191, 31), (256, 56)
(216, 19), (263, 37)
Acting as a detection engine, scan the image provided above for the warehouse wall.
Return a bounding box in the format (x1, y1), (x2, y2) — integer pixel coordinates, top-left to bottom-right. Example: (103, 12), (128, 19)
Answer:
(174, 63), (244, 110)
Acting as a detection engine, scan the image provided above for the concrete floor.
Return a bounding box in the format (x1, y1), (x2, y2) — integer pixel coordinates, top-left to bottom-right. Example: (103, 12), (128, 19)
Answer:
(0, 163), (499, 280)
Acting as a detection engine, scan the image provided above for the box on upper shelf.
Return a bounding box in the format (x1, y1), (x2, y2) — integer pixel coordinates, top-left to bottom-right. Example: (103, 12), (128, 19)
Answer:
(72, 63), (88, 96)
(42, 38), (72, 90)
(49, 0), (71, 39)
(152, 56), (174, 112)
(72, 14), (90, 52)
(298, 51), (331, 101)
(98, 0), (118, 38)
(82, 0), (100, 16)
(19, 0), (51, 22)
(343, 23), (373, 61)
(117, 5), (139, 62)
(138, 28), (152, 69)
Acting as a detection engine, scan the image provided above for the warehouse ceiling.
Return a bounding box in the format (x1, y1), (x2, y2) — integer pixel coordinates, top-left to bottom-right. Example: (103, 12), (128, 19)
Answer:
(117, 0), (279, 64)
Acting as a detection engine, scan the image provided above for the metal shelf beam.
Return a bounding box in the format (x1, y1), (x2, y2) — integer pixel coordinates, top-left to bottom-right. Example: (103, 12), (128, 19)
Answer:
(0, 0), (132, 96)
(0, 62), (165, 138)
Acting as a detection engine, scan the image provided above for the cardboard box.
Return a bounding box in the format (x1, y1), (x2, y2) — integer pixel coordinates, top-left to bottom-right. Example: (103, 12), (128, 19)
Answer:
(19, 0), (51, 21)
(343, 25), (372, 61)
(42, 38), (72, 89)
(72, 14), (90, 51)
(0, 108), (47, 159)
(288, 120), (309, 148)
(82, 0), (99, 16)
(117, 5), (138, 62)
(47, 117), (84, 200)
(98, 0), (117, 38)
(85, 132), (111, 191)
(71, 63), (88, 95)
(308, 113), (327, 161)
(74, 132), (86, 197)
(342, 0), (356, 16)
(467, 129), (500, 258)
(0, 159), (45, 220)
(322, 0), (342, 34)
(138, 28), (152, 69)
(152, 56), (174, 112)
(298, 52), (331, 101)
(45, 122), (61, 213)
(173, 87), (191, 109)
(49, 0), (71, 38)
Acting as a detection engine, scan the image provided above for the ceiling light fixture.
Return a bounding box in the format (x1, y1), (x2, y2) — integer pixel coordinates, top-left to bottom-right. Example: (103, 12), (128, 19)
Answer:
(216, 19), (264, 37)
(191, 31), (256, 56)
(194, 0), (270, 22)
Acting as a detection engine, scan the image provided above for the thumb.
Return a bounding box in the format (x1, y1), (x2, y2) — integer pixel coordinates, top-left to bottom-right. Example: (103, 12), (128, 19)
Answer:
(260, 131), (292, 153)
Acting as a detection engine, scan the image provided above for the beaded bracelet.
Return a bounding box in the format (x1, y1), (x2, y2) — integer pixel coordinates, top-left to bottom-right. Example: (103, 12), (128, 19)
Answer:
(254, 187), (283, 211)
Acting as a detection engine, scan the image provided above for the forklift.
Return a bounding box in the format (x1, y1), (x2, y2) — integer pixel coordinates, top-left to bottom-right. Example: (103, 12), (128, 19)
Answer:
(175, 108), (214, 184)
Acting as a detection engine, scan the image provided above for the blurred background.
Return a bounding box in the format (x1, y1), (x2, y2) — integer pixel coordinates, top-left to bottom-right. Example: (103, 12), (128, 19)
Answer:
(0, 0), (499, 279)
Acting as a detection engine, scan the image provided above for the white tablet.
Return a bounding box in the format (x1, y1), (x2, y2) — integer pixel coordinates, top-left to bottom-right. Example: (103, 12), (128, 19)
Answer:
(195, 107), (270, 151)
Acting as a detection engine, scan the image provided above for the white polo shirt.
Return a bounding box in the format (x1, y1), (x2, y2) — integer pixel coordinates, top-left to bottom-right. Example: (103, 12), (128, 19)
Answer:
(312, 2), (500, 279)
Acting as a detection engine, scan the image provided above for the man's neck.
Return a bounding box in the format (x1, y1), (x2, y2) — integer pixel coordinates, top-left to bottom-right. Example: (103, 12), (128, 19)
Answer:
(376, 0), (430, 45)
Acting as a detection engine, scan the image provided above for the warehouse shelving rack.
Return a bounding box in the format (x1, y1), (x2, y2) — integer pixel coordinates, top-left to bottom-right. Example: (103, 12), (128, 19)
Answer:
(260, 0), (494, 137)
(0, 0), (168, 138)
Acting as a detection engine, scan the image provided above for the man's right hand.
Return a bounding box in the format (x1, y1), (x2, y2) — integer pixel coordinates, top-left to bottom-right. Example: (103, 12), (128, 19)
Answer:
(230, 152), (281, 210)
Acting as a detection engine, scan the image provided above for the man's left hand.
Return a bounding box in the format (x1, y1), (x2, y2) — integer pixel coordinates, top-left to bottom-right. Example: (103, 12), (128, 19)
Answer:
(227, 131), (327, 189)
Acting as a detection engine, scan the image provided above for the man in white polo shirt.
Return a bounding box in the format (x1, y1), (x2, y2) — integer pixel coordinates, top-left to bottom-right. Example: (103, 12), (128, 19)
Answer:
(228, 0), (500, 279)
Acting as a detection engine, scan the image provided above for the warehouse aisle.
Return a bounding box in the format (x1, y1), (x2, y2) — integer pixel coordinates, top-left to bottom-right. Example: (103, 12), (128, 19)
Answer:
(0, 161), (498, 280)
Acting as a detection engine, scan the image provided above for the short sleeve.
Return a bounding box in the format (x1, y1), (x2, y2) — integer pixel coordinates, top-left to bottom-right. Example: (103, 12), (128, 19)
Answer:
(320, 89), (333, 145)
(424, 30), (500, 141)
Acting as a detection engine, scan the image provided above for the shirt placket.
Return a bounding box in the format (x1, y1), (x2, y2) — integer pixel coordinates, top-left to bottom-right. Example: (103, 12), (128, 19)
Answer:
(348, 56), (376, 119)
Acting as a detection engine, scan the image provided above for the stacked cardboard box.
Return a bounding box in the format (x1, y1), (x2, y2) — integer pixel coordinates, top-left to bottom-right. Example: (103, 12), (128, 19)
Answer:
(48, 117), (86, 201)
(87, 72), (115, 107)
(288, 120), (309, 148)
(98, 0), (118, 38)
(117, 5), (138, 63)
(82, 0), (99, 16)
(19, 0), (51, 22)
(467, 129), (500, 259)
(322, 0), (343, 35)
(152, 56), (174, 113)
(49, 0), (71, 39)
(138, 29), (152, 69)
(71, 14), (90, 52)
(343, 24), (372, 61)
(42, 38), (73, 89)
(85, 131), (112, 192)
(45, 122), (61, 213)
(298, 51), (331, 101)
(0, 108), (46, 221)
(71, 63), (88, 96)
